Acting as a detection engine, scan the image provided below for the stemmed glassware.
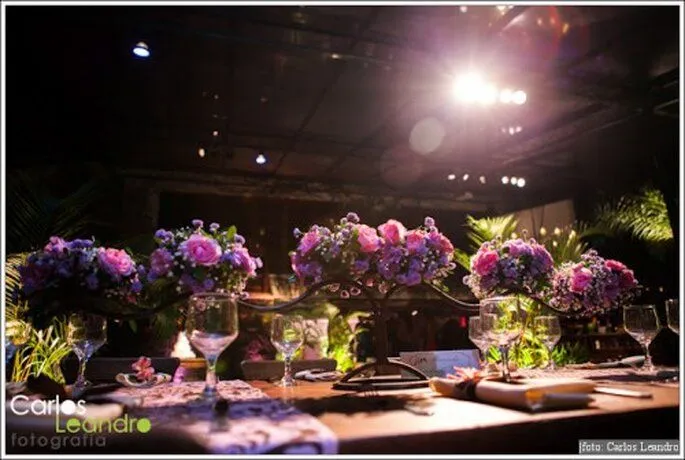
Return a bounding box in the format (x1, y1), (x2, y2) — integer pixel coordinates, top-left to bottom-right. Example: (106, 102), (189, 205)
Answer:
(623, 305), (661, 372)
(666, 299), (679, 335)
(270, 314), (304, 387)
(479, 297), (525, 382)
(186, 293), (239, 399)
(67, 313), (107, 390)
(468, 316), (493, 368)
(535, 315), (562, 371)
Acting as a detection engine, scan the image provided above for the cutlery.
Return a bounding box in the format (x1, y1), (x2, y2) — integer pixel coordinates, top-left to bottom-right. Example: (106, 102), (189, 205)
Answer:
(594, 386), (652, 398)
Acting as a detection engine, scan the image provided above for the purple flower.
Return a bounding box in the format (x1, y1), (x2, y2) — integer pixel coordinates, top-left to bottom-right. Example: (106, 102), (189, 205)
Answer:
(209, 222), (220, 233)
(44, 236), (68, 255)
(234, 234), (246, 245)
(149, 248), (174, 276)
(353, 259), (370, 273)
(424, 216), (435, 227)
(202, 278), (215, 291)
(131, 278), (143, 293)
(67, 239), (94, 250)
(405, 271), (422, 286)
(346, 212), (360, 224)
(293, 228), (303, 238)
(192, 219), (204, 229)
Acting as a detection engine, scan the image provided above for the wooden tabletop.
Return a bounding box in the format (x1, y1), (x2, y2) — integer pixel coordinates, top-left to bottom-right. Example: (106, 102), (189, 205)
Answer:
(252, 379), (680, 454)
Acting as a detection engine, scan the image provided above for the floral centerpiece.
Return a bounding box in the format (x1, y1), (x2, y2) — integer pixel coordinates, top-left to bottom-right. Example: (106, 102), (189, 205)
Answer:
(375, 217), (456, 293)
(19, 236), (143, 329)
(290, 213), (456, 295)
(147, 219), (262, 296)
(548, 249), (639, 316)
(463, 236), (555, 300)
(290, 212), (382, 292)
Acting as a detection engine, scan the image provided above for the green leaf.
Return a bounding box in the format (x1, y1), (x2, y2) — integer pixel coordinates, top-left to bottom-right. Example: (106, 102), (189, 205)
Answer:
(226, 225), (237, 240)
(128, 320), (138, 333)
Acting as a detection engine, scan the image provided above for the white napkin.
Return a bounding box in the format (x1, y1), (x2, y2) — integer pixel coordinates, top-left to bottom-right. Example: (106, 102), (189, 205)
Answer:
(430, 377), (596, 411)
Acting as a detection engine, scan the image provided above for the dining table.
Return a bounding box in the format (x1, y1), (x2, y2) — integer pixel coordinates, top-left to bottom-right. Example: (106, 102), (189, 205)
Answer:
(4, 367), (680, 455)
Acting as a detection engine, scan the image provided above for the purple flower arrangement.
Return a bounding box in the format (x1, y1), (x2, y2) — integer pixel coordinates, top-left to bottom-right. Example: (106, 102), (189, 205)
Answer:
(19, 236), (143, 328)
(290, 213), (456, 294)
(148, 219), (262, 295)
(463, 237), (555, 299)
(375, 216), (456, 292)
(548, 250), (638, 316)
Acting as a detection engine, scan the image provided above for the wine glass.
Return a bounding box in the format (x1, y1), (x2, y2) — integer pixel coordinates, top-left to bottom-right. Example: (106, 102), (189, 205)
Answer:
(468, 316), (492, 368)
(666, 299), (679, 334)
(480, 297), (524, 382)
(623, 305), (660, 372)
(67, 313), (107, 390)
(271, 314), (304, 387)
(186, 293), (239, 399)
(535, 315), (562, 371)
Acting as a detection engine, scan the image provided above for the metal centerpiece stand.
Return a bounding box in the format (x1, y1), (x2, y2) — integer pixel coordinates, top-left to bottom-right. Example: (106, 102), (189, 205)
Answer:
(237, 278), (480, 391)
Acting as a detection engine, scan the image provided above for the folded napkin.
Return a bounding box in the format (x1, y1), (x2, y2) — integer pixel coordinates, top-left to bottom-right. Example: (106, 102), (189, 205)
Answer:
(429, 377), (596, 411)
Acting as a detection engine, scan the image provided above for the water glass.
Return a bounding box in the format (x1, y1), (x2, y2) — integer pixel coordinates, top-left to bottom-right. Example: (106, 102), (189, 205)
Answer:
(623, 305), (660, 372)
(67, 313), (107, 389)
(468, 316), (492, 367)
(479, 297), (525, 382)
(271, 314), (304, 387)
(535, 315), (562, 371)
(186, 293), (239, 398)
(666, 299), (679, 334)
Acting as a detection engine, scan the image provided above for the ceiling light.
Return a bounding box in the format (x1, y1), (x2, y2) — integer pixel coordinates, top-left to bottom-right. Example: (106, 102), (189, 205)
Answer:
(447, 173), (456, 181)
(501, 176), (509, 184)
(198, 148), (206, 158)
(462, 173), (469, 181)
(499, 88), (513, 104)
(411, 310), (418, 316)
(256, 153), (267, 165)
(459, 6), (468, 13)
(509, 127), (516, 135)
(510, 176), (518, 185)
(132, 41), (150, 58)
(212, 130), (219, 137)
(512, 90), (527, 105)
(479, 176), (486, 184)
(515, 126), (522, 133)
(517, 178), (526, 187)
(331, 53), (341, 60)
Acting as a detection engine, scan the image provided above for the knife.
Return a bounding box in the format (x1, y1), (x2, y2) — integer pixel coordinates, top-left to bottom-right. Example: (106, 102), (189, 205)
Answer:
(594, 386), (653, 398)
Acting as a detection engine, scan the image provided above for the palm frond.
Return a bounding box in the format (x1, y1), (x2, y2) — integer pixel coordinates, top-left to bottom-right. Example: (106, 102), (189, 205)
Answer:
(595, 187), (674, 243)
(464, 214), (518, 251)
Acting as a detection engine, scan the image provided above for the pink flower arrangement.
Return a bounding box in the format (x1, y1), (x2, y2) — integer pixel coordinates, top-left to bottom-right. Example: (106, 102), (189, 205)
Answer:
(463, 237), (555, 299)
(290, 213), (456, 294)
(548, 250), (638, 316)
(19, 237), (143, 329)
(132, 356), (155, 382)
(290, 212), (382, 289)
(148, 220), (262, 295)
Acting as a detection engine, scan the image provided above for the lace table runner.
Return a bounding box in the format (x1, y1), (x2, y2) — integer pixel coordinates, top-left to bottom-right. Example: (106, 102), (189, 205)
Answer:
(109, 380), (338, 454)
(515, 367), (679, 387)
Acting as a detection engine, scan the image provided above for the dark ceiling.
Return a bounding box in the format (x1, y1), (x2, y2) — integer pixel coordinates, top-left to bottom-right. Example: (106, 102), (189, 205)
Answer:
(6, 4), (681, 213)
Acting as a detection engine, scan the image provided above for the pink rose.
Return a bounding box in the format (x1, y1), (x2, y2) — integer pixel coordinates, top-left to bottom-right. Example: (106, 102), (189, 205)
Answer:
(605, 259), (627, 272)
(234, 247), (257, 276)
(438, 234), (454, 255)
(181, 234), (221, 266)
(570, 267), (593, 293)
(357, 224), (381, 253)
(619, 269), (637, 289)
(472, 249), (499, 277)
(406, 230), (426, 254)
(98, 248), (134, 277)
(298, 230), (320, 255)
(132, 356), (152, 372)
(44, 236), (67, 254)
(378, 219), (407, 245)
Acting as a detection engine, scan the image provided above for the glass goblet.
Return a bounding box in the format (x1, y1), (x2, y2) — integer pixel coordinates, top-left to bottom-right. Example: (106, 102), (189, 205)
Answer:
(535, 315), (562, 371)
(468, 316), (492, 368)
(666, 299), (679, 335)
(186, 293), (239, 399)
(270, 314), (304, 387)
(623, 305), (660, 372)
(480, 297), (524, 382)
(67, 313), (107, 390)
